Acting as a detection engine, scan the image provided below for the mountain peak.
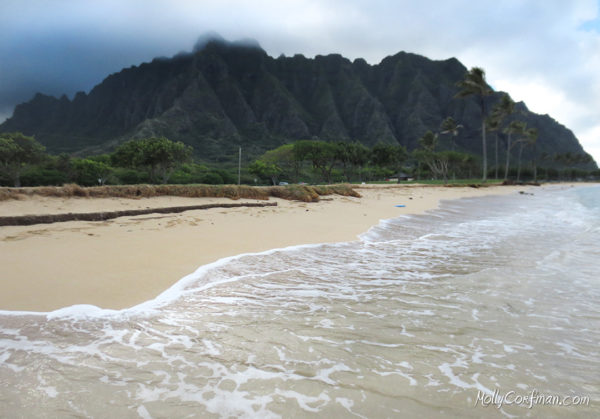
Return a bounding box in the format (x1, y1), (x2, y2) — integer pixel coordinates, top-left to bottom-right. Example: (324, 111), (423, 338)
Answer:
(193, 31), (227, 52)
(0, 41), (593, 169)
(193, 32), (263, 53)
(232, 37), (262, 49)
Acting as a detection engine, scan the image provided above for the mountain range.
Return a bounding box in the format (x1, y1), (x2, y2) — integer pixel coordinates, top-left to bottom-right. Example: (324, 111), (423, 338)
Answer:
(1, 35), (595, 168)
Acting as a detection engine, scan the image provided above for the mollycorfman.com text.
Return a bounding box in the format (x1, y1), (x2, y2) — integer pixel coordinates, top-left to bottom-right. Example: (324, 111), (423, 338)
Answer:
(475, 389), (590, 409)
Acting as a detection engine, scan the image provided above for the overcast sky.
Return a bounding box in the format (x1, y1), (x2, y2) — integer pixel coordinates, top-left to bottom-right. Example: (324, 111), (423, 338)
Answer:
(1, 0), (599, 162)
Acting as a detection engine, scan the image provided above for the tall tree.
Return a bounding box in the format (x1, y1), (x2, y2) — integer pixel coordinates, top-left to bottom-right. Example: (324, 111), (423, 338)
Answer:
(371, 143), (408, 183)
(70, 158), (113, 186)
(486, 117), (501, 179)
(0, 132), (46, 187)
(525, 127), (539, 182)
(413, 131), (468, 184)
(293, 140), (338, 184)
(348, 142), (371, 182)
(439, 116), (463, 179)
(112, 137), (192, 183)
(248, 160), (282, 185)
(336, 141), (370, 182)
(513, 124), (535, 181)
(503, 121), (527, 180)
(490, 94), (515, 179)
(439, 117), (462, 151)
(261, 144), (301, 183)
(455, 67), (493, 182)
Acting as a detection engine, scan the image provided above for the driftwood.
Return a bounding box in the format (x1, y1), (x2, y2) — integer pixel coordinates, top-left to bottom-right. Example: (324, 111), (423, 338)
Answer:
(0, 202), (278, 227)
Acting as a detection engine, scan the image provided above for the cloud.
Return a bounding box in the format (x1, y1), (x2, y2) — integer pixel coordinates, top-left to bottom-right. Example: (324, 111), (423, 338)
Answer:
(1, 0), (599, 162)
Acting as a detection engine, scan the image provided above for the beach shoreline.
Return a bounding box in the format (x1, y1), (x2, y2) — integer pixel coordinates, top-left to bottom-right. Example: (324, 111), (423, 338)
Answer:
(0, 183), (563, 312)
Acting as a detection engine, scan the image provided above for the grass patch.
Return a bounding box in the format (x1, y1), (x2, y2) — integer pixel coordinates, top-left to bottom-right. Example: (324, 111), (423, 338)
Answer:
(0, 183), (361, 203)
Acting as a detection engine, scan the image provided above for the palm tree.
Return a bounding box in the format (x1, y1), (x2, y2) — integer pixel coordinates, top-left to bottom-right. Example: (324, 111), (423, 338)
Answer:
(503, 120), (526, 180)
(418, 130), (438, 152)
(415, 131), (461, 184)
(486, 117), (501, 179)
(516, 140), (526, 182)
(490, 94), (515, 179)
(440, 117), (463, 150)
(514, 126), (538, 182)
(440, 117), (463, 180)
(526, 128), (539, 182)
(455, 67), (493, 182)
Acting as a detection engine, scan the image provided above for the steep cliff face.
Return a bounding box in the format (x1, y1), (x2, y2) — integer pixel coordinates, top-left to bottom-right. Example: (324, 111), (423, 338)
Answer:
(1, 38), (594, 168)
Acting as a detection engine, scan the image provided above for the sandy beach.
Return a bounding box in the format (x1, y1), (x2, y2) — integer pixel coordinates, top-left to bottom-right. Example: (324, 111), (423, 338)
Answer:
(0, 184), (530, 312)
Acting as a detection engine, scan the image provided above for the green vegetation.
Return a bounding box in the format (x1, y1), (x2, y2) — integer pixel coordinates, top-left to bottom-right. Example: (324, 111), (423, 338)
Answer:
(3, 45), (594, 179)
(293, 140), (340, 184)
(0, 133), (232, 187)
(248, 140), (408, 185)
(1, 42), (596, 186)
(0, 132), (46, 187)
(455, 67), (493, 183)
(412, 131), (473, 184)
(248, 160), (282, 186)
(112, 137), (193, 184)
(0, 128), (597, 190)
(488, 93), (515, 180)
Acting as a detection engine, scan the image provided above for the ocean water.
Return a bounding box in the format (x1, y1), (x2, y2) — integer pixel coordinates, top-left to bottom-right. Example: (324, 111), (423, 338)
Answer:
(1, 185), (598, 418)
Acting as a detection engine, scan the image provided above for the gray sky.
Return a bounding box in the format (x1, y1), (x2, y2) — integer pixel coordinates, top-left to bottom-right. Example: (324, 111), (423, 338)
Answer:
(1, 0), (599, 162)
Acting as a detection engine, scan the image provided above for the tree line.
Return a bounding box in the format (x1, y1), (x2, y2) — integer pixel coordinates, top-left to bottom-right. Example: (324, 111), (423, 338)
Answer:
(0, 134), (237, 187)
(247, 126), (595, 186)
(1, 120), (596, 188)
(248, 67), (596, 185)
(455, 67), (595, 183)
(248, 138), (481, 185)
(1, 67), (596, 188)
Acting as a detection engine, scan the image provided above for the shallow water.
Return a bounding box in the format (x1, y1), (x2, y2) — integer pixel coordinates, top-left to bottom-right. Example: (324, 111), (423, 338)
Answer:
(1, 185), (598, 418)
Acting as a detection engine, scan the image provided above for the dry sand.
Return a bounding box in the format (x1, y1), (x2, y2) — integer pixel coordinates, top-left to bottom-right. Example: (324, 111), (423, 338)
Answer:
(0, 184), (529, 312)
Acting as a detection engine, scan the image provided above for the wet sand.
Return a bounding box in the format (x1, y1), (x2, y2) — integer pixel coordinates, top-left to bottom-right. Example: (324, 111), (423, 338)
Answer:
(0, 184), (527, 312)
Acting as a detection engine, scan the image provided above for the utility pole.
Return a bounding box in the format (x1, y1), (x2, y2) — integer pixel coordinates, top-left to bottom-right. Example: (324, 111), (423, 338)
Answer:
(238, 146), (241, 185)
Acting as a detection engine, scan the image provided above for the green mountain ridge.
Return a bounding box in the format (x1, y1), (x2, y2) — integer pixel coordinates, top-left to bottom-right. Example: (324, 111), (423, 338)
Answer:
(1, 37), (595, 169)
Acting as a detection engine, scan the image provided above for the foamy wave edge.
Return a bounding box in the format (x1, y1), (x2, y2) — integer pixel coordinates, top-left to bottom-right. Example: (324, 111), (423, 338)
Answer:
(1, 187), (556, 321)
(0, 242), (341, 321)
